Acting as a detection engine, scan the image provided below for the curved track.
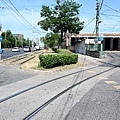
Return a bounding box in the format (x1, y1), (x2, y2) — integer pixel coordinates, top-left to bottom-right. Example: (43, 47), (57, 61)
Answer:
(0, 51), (120, 120)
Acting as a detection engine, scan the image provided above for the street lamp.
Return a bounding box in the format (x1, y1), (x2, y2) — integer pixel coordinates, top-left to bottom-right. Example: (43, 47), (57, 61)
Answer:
(25, 8), (34, 52)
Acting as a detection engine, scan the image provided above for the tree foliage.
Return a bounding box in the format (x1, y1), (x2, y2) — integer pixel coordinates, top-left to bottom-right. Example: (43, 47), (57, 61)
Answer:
(1, 30), (15, 48)
(42, 33), (59, 48)
(38, 0), (84, 47)
(1, 30), (32, 48)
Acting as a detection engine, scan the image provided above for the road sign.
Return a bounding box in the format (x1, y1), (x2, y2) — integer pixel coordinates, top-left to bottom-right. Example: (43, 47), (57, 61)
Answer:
(99, 34), (103, 41)
(0, 49), (2, 54)
(0, 36), (2, 42)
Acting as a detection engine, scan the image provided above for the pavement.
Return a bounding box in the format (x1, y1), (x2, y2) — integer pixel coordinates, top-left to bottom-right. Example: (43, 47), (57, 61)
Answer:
(64, 53), (120, 120)
(78, 53), (103, 65)
(0, 52), (120, 120)
(64, 70), (120, 120)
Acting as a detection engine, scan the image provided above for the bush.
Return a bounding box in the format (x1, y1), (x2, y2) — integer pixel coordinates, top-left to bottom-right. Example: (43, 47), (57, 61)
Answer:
(52, 48), (71, 54)
(52, 48), (59, 53)
(39, 53), (78, 69)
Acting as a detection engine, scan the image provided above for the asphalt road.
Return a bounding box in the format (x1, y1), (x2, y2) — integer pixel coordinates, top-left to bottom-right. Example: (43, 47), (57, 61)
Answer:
(0, 51), (120, 120)
(1, 49), (26, 59)
(0, 65), (39, 86)
(65, 51), (120, 120)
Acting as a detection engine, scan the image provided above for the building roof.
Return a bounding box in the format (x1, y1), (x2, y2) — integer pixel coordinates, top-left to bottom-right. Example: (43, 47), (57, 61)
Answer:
(71, 32), (120, 38)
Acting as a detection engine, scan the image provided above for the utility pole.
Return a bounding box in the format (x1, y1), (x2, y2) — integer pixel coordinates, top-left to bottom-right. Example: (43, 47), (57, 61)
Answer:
(31, 9), (34, 52)
(96, 0), (103, 59)
(0, 24), (2, 60)
(25, 8), (34, 52)
(96, 0), (100, 42)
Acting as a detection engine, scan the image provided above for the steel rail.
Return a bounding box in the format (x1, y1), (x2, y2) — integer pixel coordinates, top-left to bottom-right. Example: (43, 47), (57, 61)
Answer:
(24, 66), (116, 120)
(0, 64), (103, 103)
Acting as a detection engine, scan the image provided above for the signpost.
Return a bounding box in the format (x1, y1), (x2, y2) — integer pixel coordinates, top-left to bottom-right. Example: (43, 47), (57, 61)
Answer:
(0, 36), (3, 60)
(99, 34), (104, 59)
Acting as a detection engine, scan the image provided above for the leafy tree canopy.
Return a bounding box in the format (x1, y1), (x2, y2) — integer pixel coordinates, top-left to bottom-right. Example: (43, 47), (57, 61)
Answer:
(43, 32), (59, 48)
(38, 0), (84, 47)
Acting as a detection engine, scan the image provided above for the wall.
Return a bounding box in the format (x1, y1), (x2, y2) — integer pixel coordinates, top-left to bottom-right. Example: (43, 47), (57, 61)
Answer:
(75, 41), (86, 54)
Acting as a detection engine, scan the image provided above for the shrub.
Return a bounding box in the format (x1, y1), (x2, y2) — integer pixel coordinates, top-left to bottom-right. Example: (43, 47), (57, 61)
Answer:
(52, 48), (59, 53)
(39, 53), (78, 69)
(52, 48), (71, 54)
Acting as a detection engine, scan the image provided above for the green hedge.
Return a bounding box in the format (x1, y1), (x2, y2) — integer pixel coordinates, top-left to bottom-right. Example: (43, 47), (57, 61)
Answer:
(39, 53), (78, 69)
(52, 48), (71, 54)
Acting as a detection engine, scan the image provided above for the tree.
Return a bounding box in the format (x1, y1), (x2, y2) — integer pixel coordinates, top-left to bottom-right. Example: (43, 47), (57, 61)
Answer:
(38, 0), (84, 48)
(44, 32), (59, 48)
(1, 30), (15, 48)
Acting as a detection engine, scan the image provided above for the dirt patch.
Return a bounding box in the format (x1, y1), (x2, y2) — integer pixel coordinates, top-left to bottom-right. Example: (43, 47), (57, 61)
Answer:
(20, 55), (40, 70)
(20, 54), (82, 72)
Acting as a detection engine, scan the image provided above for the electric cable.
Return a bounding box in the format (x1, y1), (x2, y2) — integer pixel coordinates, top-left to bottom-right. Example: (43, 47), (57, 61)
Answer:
(0, 0), (46, 36)
(8, 0), (45, 34)
(8, 0), (33, 28)
(103, 3), (120, 14)
(0, 0), (31, 29)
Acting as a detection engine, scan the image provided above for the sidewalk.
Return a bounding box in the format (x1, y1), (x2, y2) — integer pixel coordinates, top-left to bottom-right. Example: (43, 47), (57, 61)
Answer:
(78, 54), (103, 66)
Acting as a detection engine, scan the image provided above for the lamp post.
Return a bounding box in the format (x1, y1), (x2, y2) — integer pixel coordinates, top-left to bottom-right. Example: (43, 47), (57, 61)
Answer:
(25, 8), (34, 52)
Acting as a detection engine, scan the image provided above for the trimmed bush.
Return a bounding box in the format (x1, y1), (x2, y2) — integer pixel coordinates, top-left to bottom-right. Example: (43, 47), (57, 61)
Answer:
(52, 48), (71, 54)
(39, 53), (78, 69)
(52, 48), (59, 53)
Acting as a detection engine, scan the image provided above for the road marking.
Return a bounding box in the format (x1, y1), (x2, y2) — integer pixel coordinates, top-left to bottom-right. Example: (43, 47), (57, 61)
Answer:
(87, 70), (96, 73)
(114, 86), (120, 90)
(104, 81), (117, 84)
(98, 77), (108, 80)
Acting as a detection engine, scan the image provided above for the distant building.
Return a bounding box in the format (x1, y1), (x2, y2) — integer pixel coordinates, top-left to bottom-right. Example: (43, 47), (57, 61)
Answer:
(13, 34), (24, 39)
(36, 38), (39, 46)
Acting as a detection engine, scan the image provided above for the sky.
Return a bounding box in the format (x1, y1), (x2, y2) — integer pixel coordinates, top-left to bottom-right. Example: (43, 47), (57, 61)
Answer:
(0, 0), (120, 40)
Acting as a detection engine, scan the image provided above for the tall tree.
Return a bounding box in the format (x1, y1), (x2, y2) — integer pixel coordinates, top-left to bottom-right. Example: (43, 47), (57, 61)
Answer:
(44, 32), (59, 48)
(38, 0), (84, 48)
(1, 30), (15, 48)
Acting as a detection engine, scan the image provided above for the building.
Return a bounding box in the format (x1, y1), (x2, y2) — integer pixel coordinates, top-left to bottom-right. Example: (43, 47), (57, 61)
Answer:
(13, 34), (24, 39)
(66, 32), (120, 58)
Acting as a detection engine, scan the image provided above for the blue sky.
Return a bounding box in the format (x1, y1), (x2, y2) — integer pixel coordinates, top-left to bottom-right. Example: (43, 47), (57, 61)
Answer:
(0, 0), (120, 40)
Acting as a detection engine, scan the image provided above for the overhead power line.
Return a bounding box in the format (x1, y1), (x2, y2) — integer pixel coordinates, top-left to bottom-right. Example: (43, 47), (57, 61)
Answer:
(101, 13), (120, 18)
(103, 3), (120, 14)
(8, 0), (33, 28)
(82, 17), (96, 29)
(0, 0), (31, 29)
(0, 0), (32, 29)
(0, 0), (45, 35)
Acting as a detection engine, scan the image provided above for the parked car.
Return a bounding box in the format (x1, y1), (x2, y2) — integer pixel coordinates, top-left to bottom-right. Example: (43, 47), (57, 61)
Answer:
(35, 46), (40, 50)
(33, 47), (36, 51)
(23, 46), (31, 52)
(12, 47), (20, 52)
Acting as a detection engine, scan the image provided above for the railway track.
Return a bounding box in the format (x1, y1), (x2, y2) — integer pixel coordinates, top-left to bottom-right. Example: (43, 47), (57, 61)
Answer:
(24, 66), (117, 120)
(0, 52), (120, 120)
(1, 51), (43, 65)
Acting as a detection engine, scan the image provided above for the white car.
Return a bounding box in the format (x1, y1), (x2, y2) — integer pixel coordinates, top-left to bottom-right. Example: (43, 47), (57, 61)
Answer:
(23, 46), (31, 52)
(12, 47), (20, 52)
